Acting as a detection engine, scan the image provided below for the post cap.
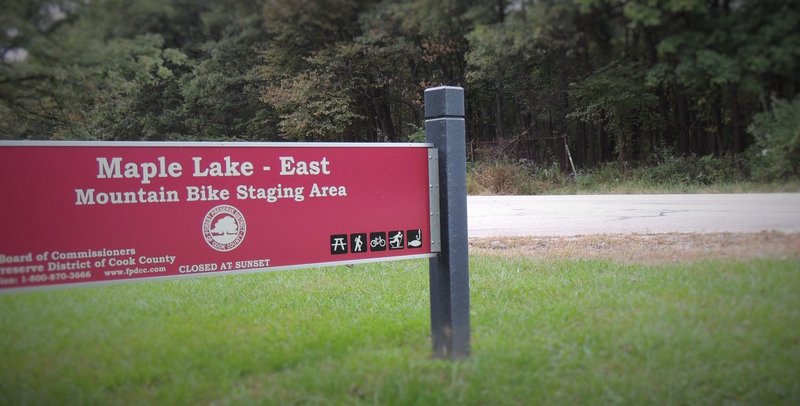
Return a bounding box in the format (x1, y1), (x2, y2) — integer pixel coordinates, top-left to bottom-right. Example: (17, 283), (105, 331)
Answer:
(424, 86), (464, 119)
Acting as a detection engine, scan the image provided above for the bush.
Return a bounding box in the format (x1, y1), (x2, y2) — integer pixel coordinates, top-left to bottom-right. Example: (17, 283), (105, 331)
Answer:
(571, 151), (748, 192)
(637, 149), (748, 186)
(467, 160), (571, 195)
(467, 146), (780, 196)
(643, 149), (694, 184)
(575, 162), (624, 190)
(748, 97), (800, 181)
(695, 154), (749, 184)
(467, 161), (532, 195)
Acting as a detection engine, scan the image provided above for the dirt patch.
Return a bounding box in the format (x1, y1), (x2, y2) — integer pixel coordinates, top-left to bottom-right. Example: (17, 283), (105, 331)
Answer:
(469, 232), (800, 265)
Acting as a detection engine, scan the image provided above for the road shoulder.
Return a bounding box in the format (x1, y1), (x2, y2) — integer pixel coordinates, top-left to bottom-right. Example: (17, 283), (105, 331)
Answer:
(469, 232), (800, 265)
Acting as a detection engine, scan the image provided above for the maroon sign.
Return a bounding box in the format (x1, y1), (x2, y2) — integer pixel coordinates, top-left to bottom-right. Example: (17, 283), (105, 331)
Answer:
(0, 142), (438, 291)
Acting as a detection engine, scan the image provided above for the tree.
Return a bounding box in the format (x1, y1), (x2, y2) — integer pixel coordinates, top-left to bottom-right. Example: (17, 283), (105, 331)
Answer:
(260, 0), (424, 141)
(569, 63), (662, 163)
(1, 0), (797, 180)
(748, 96), (800, 180)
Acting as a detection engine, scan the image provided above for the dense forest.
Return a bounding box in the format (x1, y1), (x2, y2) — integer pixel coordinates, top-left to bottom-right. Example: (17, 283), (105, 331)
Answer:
(1, 0), (798, 175)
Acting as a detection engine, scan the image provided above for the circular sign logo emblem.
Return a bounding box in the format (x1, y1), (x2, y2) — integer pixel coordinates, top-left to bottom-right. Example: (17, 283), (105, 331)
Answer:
(202, 205), (247, 252)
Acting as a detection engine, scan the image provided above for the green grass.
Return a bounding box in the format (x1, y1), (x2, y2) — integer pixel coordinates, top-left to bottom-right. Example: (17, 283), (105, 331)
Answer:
(2, 257), (799, 404)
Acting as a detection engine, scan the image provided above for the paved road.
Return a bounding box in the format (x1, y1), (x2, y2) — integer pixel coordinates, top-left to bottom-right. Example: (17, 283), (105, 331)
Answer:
(468, 193), (800, 237)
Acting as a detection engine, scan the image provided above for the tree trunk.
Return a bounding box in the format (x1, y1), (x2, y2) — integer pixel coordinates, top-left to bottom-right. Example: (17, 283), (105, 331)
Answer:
(495, 85), (505, 147)
(375, 100), (396, 141)
(576, 123), (586, 167)
(600, 127), (613, 162)
(713, 98), (724, 156)
(496, 0), (506, 22)
(729, 82), (743, 153)
(675, 84), (690, 155)
(657, 86), (672, 152)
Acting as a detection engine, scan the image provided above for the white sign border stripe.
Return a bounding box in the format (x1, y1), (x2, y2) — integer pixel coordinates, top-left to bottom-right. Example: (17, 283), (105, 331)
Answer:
(0, 253), (438, 295)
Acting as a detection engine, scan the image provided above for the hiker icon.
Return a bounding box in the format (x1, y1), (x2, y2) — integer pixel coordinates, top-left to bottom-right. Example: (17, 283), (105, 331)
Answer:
(351, 233), (367, 253)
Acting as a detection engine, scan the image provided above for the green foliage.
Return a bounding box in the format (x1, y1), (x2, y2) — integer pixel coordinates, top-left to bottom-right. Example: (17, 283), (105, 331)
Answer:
(572, 150), (750, 191)
(258, 0), (429, 141)
(0, 0), (273, 141)
(468, 160), (571, 195)
(467, 160), (534, 195)
(466, 22), (535, 85)
(175, 3), (274, 141)
(569, 63), (662, 161)
(623, 0), (706, 28)
(78, 34), (191, 140)
(0, 0), (798, 184)
(468, 150), (756, 195)
(641, 148), (749, 185)
(263, 71), (363, 140)
(748, 97), (800, 180)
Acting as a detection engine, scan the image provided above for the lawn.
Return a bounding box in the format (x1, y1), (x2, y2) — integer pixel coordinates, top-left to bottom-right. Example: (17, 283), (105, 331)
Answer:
(1, 256), (798, 404)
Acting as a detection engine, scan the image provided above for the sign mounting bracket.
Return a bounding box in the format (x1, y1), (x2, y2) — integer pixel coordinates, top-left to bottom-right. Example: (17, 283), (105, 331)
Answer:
(428, 148), (441, 253)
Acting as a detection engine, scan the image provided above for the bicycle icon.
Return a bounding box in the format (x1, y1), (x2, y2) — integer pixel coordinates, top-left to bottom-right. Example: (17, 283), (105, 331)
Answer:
(369, 232), (387, 251)
(371, 235), (386, 248)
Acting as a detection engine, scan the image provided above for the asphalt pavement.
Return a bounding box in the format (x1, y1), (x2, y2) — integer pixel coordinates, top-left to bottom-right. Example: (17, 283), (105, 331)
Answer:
(467, 193), (800, 237)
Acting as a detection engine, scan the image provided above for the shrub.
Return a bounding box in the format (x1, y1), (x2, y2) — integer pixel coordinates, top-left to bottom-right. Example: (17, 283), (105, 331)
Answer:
(467, 160), (571, 195)
(695, 154), (749, 184)
(575, 162), (624, 190)
(467, 161), (533, 195)
(747, 97), (800, 181)
(642, 149), (694, 184)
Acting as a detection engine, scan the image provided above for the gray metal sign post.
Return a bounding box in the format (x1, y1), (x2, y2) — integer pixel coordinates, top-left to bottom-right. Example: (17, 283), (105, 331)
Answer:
(425, 86), (471, 359)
